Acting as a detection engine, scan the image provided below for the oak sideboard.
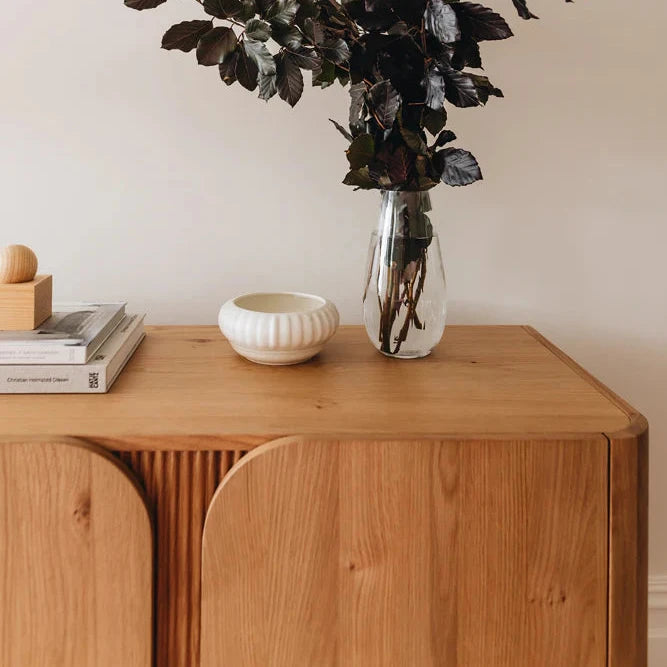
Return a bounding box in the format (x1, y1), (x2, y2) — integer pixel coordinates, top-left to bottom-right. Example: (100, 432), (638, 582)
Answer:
(0, 325), (647, 666)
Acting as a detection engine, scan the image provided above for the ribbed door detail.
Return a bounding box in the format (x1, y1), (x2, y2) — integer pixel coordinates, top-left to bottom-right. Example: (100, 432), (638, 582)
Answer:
(116, 449), (246, 667)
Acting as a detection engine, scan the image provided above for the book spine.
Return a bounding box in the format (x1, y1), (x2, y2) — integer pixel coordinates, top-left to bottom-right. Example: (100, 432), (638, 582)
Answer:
(0, 365), (109, 393)
(0, 346), (87, 365)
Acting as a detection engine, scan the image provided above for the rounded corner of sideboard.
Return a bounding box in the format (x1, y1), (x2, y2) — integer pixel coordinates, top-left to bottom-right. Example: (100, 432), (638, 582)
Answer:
(606, 412), (649, 446)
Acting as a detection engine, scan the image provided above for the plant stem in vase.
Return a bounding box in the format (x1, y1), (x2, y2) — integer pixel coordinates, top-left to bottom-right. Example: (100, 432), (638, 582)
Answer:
(364, 191), (446, 359)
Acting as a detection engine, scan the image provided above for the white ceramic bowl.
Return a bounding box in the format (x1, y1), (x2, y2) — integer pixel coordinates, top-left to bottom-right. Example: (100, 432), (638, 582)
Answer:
(218, 292), (339, 365)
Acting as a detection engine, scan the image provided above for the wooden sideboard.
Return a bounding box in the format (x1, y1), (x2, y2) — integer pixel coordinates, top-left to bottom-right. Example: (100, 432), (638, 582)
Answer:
(0, 325), (647, 666)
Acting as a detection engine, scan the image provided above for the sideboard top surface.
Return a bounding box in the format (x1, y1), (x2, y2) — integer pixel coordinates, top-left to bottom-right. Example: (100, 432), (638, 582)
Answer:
(0, 325), (634, 449)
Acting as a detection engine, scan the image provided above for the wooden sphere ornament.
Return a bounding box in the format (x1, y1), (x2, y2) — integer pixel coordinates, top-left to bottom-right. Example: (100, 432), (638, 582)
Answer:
(0, 244), (51, 330)
(0, 244), (38, 284)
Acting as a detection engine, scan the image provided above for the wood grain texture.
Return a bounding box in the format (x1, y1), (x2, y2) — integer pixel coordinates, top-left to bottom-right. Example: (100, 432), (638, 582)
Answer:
(116, 449), (247, 667)
(0, 244), (37, 283)
(608, 417), (649, 667)
(0, 327), (646, 666)
(0, 326), (630, 447)
(0, 438), (152, 667)
(524, 326), (649, 666)
(0, 273), (52, 330)
(201, 437), (608, 667)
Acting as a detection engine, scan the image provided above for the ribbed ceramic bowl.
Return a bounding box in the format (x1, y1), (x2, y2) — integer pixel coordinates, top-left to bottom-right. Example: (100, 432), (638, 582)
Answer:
(218, 292), (339, 365)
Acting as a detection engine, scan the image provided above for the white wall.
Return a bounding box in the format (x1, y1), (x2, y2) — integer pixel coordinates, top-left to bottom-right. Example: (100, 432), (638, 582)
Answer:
(1, 0), (666, 653)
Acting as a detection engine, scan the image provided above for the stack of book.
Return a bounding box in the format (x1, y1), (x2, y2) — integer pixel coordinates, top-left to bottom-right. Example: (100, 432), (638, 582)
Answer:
(0, 303), (145, 393)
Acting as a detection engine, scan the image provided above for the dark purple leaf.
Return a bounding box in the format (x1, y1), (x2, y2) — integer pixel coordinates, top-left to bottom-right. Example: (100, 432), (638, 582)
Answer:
(386, 145), (412, 186)
(204, 0), (241, 19)
(125, 0), (166, 9)
(258, 71), (278, 99)
(203, 0), (226, 18)
(400, 126), (428, 154)
(433, 129), (456, 147)
(417, 176), (440, 191)
(453, 3), (513, 41)
(369, 80), (401, 129)
(415, 154), (430, 176)
(469, 73), (503, 103)
(392, 0), (428, 25)
(452, 36), (482, 70)
(313, 59), (336, 88)
(423, 64), (445, 110)
(439, 148), (482, 186)
(162, 20), (213, 52)
(289, 48), (321, 70)
(245, 18), (271, 41)
(424, 0), (460, 44)
(219, 51), (239, 85)
(271, 24), (303, 49)
(346, 133), (375, 169)
(364, 0), (390, 11)
(235, 46), (259, 89)
(388, 21), (409, 36)
(422, 107), (447, 136)
(343, 167), (376, 190)
(277, 52), (304, 106)
(238, 0), (257, 21)
(345, 0), (396, 31)
(511, 0), (538, 19)
(255, 0), (273, 13)
(368, 161), (393, 189)
(243, 38), (276, 75)
(197, 27), (237, 66)
(303, 18), (324, 44)
(349, 82), (367, 133)
(295, 0), (320, 24)
(265, 0), (298, 26)
(319, 38), (351, 65)
(442, 67), (480, 107)
(368, 155), (393, 189)
(330, 119), (353, 141)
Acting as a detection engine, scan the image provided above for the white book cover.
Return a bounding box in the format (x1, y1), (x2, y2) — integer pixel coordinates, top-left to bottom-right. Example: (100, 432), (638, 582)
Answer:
(0, 302), (126, 364)
(0, 314), (145, 394)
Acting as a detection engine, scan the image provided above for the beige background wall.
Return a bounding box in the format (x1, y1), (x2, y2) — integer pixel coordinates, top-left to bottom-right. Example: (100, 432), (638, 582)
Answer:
(1, 0), (666, 653)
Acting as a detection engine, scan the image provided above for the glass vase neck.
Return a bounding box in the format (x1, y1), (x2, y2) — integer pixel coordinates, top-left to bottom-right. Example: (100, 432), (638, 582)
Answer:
(377, 190), (433, 240)
(380, 190), (432, 211)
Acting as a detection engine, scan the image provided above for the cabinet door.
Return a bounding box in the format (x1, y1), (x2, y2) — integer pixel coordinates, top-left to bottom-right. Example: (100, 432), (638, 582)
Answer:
(0, 439), (153, 667)
(201, 437), (608, 667)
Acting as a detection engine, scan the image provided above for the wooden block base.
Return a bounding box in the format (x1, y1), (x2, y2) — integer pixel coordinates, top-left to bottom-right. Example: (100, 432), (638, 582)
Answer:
(0, 275), (52, 330)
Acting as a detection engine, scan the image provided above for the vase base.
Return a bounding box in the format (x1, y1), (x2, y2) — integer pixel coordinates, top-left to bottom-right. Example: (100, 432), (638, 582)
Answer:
(379, 349), (432, 360)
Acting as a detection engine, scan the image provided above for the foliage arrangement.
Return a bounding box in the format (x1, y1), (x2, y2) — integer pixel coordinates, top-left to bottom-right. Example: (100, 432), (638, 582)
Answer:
(125, 0), (569, 192)
(125, 0), (570, 357)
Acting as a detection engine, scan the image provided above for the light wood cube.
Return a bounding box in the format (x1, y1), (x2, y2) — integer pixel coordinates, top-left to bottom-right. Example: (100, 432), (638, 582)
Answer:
(0, 274), (52, 330)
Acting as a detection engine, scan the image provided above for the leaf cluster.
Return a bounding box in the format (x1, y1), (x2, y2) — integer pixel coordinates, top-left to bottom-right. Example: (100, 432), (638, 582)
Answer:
(126, 0), (570, 190)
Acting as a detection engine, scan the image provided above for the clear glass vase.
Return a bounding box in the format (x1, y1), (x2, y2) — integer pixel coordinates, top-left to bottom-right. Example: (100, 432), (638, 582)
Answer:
(363, 190), (447, 358)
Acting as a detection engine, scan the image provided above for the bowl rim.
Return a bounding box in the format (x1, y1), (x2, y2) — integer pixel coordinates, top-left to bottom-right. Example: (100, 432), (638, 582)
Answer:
(230, 291), (329, 316)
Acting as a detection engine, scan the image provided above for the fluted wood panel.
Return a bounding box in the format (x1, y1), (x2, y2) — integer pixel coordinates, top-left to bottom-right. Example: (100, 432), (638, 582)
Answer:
(117, 449), (246, 667)
(0, 439), (152, 667)
(201, 438), (608, 667)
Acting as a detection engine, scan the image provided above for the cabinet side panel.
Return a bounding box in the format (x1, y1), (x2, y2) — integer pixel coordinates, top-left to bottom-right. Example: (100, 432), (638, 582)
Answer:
(608, 420), (649, 667)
